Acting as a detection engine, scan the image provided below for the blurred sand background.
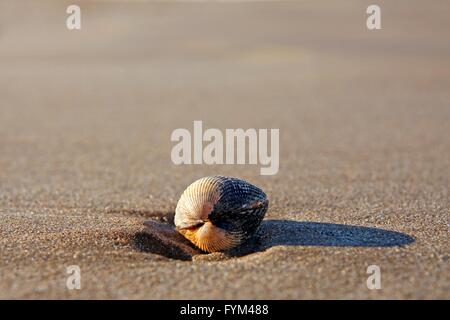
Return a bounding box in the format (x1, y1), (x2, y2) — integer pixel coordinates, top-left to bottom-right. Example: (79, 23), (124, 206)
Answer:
(0, 0), (449, 299)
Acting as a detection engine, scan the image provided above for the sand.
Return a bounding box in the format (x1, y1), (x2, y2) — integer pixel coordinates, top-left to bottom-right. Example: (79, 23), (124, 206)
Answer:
(0, 0), (448, 299)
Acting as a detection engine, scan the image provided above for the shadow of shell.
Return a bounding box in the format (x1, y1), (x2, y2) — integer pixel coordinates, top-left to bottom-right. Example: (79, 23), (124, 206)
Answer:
(133, 220), (201, 261)
(133, 219), (415, 261)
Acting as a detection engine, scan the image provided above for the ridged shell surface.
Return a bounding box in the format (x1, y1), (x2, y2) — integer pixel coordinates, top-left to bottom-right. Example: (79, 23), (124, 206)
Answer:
(175, 176), (268, 252)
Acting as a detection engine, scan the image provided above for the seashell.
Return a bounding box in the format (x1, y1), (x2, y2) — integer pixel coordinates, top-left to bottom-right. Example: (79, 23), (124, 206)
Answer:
(174, 176), (268, 253)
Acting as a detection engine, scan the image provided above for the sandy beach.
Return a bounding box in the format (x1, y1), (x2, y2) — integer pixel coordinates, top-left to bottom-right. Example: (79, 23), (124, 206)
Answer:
(0, 0), (449, 299)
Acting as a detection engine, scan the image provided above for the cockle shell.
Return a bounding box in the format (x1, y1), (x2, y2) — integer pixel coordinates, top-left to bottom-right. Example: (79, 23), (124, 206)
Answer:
(174, 176), (268, 253)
